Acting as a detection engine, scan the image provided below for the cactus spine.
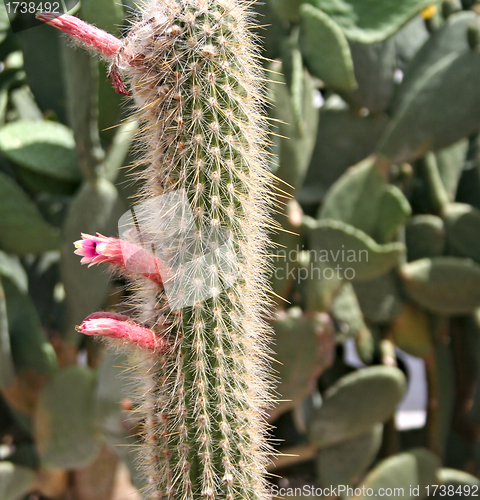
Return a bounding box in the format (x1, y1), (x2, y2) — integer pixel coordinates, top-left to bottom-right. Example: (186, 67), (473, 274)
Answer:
(119, 1), (273, 498)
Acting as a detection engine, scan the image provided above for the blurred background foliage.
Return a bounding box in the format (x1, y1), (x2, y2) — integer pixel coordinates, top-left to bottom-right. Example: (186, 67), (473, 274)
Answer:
(2, 0), (480, 498)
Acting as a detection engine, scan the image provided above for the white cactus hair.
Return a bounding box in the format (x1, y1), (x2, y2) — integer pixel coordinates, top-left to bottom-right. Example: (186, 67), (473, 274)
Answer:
(114, 0), (278, 498)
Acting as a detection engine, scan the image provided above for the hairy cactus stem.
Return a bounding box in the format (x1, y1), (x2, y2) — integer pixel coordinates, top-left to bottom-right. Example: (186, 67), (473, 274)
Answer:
(61, 1), (276, 499)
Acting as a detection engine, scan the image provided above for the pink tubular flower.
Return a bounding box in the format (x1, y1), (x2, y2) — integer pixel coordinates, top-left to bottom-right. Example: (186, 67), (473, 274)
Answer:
(36, 13), (122, 58)
(74, 233), (170, 285)
(78, 312), (167, 351)
(36, 13), (136, 94)
(74, 233), (120, 267)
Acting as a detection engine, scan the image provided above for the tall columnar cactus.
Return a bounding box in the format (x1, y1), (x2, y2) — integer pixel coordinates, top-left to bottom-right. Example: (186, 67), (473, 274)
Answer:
(41, 1), (274, 499)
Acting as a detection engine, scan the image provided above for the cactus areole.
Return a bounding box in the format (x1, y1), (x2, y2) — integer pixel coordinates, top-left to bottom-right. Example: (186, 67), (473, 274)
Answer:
(41, 1), (275, 498)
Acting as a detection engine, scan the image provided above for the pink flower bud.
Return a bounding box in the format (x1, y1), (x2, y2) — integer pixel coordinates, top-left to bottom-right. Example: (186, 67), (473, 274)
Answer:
(36, 13), (122, 58)
(74, 233), (171, 285)
(36, 13), (133, 94)
(78, 312), (167, 351)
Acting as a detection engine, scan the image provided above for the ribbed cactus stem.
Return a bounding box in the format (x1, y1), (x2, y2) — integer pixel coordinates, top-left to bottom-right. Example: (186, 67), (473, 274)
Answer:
(118, 1), (273, 499)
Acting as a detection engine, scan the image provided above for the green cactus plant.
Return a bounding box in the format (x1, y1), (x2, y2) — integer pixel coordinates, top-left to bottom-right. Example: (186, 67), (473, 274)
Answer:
(35, 1), (277, 499)
(4, 0), (480, 498)
(113, 2), (275, 498)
